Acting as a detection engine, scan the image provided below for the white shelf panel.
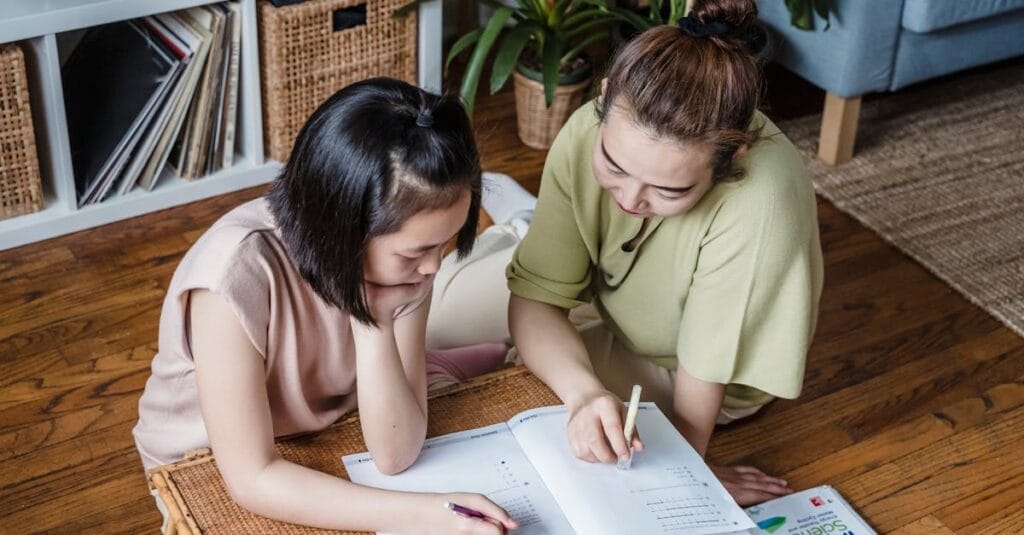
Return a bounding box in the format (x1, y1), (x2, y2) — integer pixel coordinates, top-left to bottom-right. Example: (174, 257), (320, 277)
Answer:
(417, 0), (441, 93)
(23, 34), (76, 211)
(0, 0), (223, 43)
(0, 160), (281, 250)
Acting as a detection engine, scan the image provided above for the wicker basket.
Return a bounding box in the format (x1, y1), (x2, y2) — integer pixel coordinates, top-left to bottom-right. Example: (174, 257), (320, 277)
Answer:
(0, 43), (43, 220)
(258, 0), (417, 162)
(513, 70), (591, 150)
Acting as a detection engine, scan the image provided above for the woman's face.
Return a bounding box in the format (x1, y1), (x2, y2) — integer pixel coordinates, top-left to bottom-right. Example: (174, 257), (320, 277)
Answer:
(363, 189), (472, 287)
(592, 104), (716, 219)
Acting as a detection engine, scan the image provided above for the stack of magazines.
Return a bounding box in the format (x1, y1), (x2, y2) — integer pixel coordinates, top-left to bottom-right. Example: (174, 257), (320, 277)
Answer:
(62, 2), (241, 207)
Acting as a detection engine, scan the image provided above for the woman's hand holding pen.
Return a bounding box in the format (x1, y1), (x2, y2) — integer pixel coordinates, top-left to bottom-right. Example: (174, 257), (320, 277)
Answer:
(411, 493), (518, 534)
(565, 389), (644, 464)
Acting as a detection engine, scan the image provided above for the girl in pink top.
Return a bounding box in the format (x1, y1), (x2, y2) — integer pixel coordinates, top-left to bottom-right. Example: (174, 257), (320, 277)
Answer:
(133, 78), (518, 534)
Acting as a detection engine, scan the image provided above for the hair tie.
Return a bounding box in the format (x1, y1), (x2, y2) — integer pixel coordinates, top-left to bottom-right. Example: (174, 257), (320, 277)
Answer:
(678, 13), (735, 39)
(415, 110), (434, 128)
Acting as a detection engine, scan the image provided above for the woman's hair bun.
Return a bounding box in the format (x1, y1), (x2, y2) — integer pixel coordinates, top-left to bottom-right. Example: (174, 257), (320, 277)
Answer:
(685, 0), (764, 56)
(689, 0), (758, 33)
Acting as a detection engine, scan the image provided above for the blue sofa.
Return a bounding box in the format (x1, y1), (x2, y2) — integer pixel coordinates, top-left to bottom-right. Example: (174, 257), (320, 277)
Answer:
(758, 0), (1024, 164)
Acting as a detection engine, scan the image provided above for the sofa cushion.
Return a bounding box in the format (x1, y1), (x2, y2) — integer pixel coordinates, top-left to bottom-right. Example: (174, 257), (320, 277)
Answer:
(903, 0), (1024, 33)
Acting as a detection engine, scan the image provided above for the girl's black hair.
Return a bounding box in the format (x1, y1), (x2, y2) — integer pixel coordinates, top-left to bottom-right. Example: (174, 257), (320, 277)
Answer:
(267, 77), (481, 325)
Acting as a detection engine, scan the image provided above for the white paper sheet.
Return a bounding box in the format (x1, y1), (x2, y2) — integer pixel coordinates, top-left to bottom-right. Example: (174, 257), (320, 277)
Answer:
(508, 404), (755, 535)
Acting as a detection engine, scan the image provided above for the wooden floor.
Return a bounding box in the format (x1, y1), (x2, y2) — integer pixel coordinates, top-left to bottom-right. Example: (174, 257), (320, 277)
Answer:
(2, 86), (1023, 534)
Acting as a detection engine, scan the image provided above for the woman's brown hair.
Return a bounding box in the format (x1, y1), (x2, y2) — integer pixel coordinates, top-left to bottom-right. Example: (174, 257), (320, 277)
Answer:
(599, 0), (763, 182)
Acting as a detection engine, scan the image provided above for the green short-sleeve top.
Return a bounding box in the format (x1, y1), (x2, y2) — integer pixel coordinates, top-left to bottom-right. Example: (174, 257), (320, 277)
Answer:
(507, 100), (824, 406)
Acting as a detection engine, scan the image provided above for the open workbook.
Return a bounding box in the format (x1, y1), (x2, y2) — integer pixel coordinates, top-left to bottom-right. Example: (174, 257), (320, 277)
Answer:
(343, 403), (757, 534)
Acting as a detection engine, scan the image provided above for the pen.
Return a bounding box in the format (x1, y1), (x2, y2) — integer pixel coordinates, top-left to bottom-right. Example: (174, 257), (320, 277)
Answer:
(444, 501), (487, 519)
(617, 384), (642, 470)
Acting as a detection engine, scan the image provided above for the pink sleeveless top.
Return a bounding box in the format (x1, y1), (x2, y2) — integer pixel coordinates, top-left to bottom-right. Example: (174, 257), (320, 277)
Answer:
(133, 199), (360, 470)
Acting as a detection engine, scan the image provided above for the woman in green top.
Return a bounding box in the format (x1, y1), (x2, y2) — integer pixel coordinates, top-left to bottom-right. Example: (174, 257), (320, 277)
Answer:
(506, 0), (823, 505)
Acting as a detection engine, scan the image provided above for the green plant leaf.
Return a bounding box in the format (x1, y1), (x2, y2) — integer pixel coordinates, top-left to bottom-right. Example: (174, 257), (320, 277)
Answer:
(667, 0), (685, 25)
(459, 7), (515, 117)
(490, 25), (535, 94)
(598, 8), (651, 32)
(562, 6), (609, 28)
(563, 15), (615, 41)
(562, 30), (605, 63)
(531, 0), (550, 20)
(578, 0), (608, 9)
(813, 0), (831, 30)
(445, 28), (483, 74)
(649, 0), (664, 24)
(787, 0), (812, 30)
(551, 0), (572, 22)
(541, 30), (562, 106)
(510, 0), (544, 21)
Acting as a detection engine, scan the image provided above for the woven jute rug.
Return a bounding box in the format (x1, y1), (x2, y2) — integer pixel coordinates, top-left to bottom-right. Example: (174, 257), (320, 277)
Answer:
(779, 60), (1024, 338)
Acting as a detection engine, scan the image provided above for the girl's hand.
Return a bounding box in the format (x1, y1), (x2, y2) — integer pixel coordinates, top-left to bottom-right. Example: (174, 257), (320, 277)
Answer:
(360, 278), (432, 327)
(711, 464), (793, 506)
(411, 492), (518, 534)
(566, 389), (645, 464)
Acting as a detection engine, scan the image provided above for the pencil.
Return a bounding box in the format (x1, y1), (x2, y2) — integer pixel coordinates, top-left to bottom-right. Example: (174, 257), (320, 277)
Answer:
(617, 384), (642, 470)
(444, 501), (486, 519)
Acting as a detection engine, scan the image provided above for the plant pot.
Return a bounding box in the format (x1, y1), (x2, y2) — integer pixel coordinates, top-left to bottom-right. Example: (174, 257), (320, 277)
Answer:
(512, 66), (593, 150)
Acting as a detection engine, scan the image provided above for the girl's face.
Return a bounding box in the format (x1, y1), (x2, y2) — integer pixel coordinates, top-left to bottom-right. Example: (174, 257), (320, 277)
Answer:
(363, 189), (472, 287)
(592, 104), (716, 219)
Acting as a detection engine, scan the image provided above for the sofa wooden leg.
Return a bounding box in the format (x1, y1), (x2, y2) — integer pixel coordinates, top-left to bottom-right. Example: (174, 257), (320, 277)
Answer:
(818, 92), (862, 166)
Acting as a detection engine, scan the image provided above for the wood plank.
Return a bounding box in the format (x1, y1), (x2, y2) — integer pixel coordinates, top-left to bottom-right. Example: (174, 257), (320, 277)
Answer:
(890, 515), (957, 535)
(68, 496), (162, 535)
(0, 425), (146, 517)
(784, 382), (1024, 486)
(952, 506), (1024, 534)
(0, 385), (145, 462)
(802, 308), (1002, 402)
(0, 269), (166, 347)
(709, 327), (1023, 465)
(0, 344), (153, 413)
(0, 452), (157, 533)
(0, 245), (75, 282)
(0, 304), (160, 366)
(842, 406), (1024, 532)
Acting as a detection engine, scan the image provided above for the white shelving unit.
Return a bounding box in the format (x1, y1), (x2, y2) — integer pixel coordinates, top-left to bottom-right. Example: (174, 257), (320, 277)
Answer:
(0, 0), (441, 250)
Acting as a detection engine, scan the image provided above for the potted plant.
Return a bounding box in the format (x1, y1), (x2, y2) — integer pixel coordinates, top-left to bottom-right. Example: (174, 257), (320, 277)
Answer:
(446, 0), (647, 149)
